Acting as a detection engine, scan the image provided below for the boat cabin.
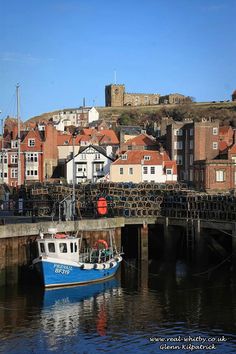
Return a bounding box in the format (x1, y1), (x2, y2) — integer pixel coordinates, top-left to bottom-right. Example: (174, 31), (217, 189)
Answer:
(37, 229), (81, 263)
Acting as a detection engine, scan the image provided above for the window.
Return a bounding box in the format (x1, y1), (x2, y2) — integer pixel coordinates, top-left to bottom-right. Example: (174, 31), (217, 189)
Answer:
(59, 243), (67, 253)
(119, 167), (124, 175)
(11, 155), (18, 164)
(174, 141), (183, 150)
(28, 139), (35, 147)
(232, 156), (236, 165)
(26, 169), (38, 176)
(70, 243), (74, 253)
(11, 168), (18, 178)
(0, 172), (7, 178)
(121, 154), (127, 160)
(48, 243), (55, 253)
(127, 146), (132, 150)
(129, 167), (133, 175)
(26, 153), (38, 162)
(213, 127), (218, 135)
(189, 140), (193, 149)
(143, 166), (148, 174)
(0, 154), (8, 164)
(94, 163), (103, 172)
(189, 128), (194, 136)
(189, 154), (193, 166)
(95, 153), (100, 159)
(40, 243), (45, 253)
(213, 142), (218, 150)
(166, 169), (172, 175)
(189, 170), (193, 181)
(175, 155), (183, 165)
(174, 129), (183, 136)
(150, 166), (155, 174)
(216, 170), (225, 182)
(144, 155), (151, 161)
(11, 140), (18, 148)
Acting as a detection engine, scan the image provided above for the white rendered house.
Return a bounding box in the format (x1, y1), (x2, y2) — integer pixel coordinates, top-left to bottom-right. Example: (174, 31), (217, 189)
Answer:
(66, 145), (114, 184)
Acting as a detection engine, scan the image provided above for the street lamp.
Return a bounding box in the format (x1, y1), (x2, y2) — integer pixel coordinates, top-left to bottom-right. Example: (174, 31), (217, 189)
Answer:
(72, 130), (78, 219)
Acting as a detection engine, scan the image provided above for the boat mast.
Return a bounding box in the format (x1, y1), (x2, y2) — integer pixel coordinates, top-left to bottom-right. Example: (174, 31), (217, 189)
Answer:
(16, 83), (21, 186)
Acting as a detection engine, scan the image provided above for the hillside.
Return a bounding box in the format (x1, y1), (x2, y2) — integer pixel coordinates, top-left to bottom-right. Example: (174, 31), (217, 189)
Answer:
(26, 101), (236, 126)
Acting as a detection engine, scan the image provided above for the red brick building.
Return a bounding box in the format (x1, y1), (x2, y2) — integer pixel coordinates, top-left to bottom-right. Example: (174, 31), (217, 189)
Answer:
(194, 144), (236, 192)
(1, 121), (58, 186)
(166, 119), (220, 183)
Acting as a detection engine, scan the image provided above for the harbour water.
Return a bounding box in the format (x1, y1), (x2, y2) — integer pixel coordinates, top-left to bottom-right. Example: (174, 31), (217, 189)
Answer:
(0, 260), (236, 354)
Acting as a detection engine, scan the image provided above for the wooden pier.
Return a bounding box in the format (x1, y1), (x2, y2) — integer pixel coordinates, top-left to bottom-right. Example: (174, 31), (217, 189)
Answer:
(0, 215), (236, 287)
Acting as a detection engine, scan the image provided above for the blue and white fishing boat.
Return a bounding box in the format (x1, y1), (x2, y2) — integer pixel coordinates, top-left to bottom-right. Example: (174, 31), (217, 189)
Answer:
(33, 228), (123, 288)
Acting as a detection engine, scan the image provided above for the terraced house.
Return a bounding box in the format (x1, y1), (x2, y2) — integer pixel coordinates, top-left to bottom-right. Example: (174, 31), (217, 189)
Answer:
(110, 150), (177, 183)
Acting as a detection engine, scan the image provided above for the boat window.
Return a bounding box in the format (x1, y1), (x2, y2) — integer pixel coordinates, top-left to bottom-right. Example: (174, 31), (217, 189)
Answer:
(59, 243), (67, 253)
(40, 243), (45, 253)
(74, 243), (77, 252)
(70, 242), (73, 253)
(48, 243), (55, 253)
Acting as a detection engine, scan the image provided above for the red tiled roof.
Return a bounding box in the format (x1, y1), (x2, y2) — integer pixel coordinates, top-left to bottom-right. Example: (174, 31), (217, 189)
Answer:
(112, 150), (171, 165)
(81, 128), (119, 144)
(57, 133), (72, 145)
(125, 133), (157, 146)
(96, 129), (119, 144)
(219, 141), (228, 152)
(81, 128), (93, 136)
(57, 133), (92, 145)
(229, 144), (236, 154)
(219, 126), (233, 136)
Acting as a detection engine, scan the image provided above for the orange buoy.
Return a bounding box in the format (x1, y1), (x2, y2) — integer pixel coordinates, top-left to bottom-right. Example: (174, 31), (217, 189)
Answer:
(94, 239), (109, 250)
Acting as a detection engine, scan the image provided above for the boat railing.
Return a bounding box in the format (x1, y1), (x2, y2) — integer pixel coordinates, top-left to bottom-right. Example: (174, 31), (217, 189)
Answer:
(79, 246), (122, 264)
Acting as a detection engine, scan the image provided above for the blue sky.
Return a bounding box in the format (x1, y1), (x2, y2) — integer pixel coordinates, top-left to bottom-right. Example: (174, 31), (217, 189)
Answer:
(0, 0), (235, 120)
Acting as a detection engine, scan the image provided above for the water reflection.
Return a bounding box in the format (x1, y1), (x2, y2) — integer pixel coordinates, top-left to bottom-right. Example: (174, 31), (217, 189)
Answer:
(0, 261), (236, 353)
(41, 279), (121, 343)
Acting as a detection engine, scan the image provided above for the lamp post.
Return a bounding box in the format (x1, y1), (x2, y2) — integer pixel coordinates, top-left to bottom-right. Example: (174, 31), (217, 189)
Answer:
(72, 131), (77, 219)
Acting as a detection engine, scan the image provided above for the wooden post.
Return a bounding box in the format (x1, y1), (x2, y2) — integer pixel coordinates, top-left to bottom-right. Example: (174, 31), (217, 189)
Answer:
(163, 217), (175, 261)
(194, 219), (208, 271)
(138, 223), (149, 288)
(232, 223), (236, 271)
(138, 223), (148, 261)
(6, 238), (19, 286)
(114, 227), (121, 251)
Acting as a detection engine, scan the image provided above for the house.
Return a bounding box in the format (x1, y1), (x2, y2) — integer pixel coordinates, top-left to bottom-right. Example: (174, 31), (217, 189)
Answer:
(110, 150), (177, 183)
(1, 122), (58, 186)
(166, 119), (220, 183)
(66, 145), (114, 184)
(194, 130), (236, 192)
(52, 107), (99, 130)
(81, 128), (119, 157)
(120, 133), (159, 151)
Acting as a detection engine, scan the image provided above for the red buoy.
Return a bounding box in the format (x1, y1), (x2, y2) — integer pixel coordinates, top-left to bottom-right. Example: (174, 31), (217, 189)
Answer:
(97, 197), (108, 216)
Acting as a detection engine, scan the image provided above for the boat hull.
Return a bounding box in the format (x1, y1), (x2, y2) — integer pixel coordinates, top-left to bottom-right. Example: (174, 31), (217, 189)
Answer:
(34, 258), (121, 288)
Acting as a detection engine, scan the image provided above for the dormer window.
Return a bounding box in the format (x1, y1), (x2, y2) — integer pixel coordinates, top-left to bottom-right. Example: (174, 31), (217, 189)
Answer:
(64, 140), (69, 145)
(144, 155), (151, 161)
(121, 154), (127, 160)
(28, 139), (35, 147)
(11, 140), (18, 148)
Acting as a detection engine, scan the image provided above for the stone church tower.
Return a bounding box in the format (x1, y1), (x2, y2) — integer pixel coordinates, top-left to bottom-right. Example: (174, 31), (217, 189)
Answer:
(105, 84), (125, 107)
